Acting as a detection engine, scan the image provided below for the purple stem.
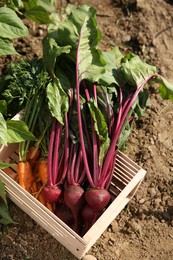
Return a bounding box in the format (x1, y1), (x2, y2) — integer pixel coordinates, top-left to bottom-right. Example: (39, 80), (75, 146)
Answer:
(101, 74), (158, 186)
(57, 114), (69, 185)
(102, 91), (113, 136)
(82, 84), (93, 155)
(93, 83), (97, 104)
(76, 39), (95, 187)
(47, 118), (56, 186)
(78, 168), (86, 185)
(115, 86), (123, 132)
(74, 146), (82, 183)
(67, 142), (74, 185)
(84, 83), (99, 186)
(52, 121), (62, 185)
(82, 112), (93, 155)
(98, 86), (123, 185)
(70, 143), (79, 185)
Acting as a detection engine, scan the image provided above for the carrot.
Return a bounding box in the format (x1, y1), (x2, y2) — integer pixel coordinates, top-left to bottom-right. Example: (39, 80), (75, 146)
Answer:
(26, 146), (41, 167)
(37, 191), (46, 205)
(17, 161), (34, 192)
(31, 181), (38, 194)
(38, 158), (48, 185)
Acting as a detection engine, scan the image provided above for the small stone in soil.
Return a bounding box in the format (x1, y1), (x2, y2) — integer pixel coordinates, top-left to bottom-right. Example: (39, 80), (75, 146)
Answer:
(82, 254), (97, 260)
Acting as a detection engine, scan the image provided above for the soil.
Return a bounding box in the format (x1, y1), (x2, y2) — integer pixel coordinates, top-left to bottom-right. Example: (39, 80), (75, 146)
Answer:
(0, 0), (173, 259)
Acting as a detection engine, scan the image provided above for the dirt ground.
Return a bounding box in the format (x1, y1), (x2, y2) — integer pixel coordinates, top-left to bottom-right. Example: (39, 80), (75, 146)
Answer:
(0, 0), (173, 259)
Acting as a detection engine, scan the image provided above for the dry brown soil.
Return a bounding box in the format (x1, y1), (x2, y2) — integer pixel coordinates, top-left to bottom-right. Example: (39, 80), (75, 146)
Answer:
(0, 0), (173, 259)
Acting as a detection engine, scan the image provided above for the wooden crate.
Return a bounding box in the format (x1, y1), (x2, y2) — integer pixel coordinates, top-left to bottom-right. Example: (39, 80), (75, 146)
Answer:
(0, 143), (146, 259)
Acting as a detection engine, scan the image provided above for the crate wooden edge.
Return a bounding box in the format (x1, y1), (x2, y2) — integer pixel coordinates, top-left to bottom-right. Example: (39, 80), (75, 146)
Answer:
(0, 144), (146, 259)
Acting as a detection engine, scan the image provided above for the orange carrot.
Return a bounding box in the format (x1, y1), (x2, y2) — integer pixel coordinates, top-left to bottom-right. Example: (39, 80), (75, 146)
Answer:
(26, 146), (41, 167)
(31, 181), (38, 194)
(38, 158), (48, 185)
(17, 161), (34, 192)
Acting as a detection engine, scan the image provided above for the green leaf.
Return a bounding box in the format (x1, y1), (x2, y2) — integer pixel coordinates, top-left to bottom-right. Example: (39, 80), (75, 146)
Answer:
(47, 78), (69, 125)
(0, 161), (13, 169)
(157, 76), (173, 101)
(0, 113), (7, 145)
(88, 99), (110, 164)
(0, 180), (7, 205)
(88, 99), (109, 142)
(6, 120), (36, 143)
(99, 47), (124, 86)
(0, 100), (7, 115)
(117, 120), (132, 150)
(0, 37), (18, 56)
(0, 200), (14, 225)
(133, 89), (149, 118)
(24, 6), (52, 24)
(43, 36), (71, 75)
(23, 0), (37, 9)
(72, 6), (106, 82)
(6, 0), (24, 12)
(0, 7), (28, 39)
(37, 0), (56, 12)
(120, 54), (156, 86)
(24, 0), (55, 13)
(54, 5), (106, 82)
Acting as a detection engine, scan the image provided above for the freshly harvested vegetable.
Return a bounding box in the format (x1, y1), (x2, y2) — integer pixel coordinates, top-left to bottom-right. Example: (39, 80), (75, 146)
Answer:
(42, 4), (173, 233)
(84, 188), (111, 212)
(64, 184), (85, 233)
(81, 204), (100, 235)
(41, 118), (63, 203)
(26, 145), (41, 168)
(1, 4), (173, 236)
(17, 161), (34, 192)
(55, 200), (73, 225)
(38, 158), (48, 185)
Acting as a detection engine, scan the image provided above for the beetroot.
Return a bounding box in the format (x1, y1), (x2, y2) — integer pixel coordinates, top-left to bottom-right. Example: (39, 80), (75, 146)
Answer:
(64, 185), (85, 233)
(41, 185), (62, 203)
(55, 201), (73, 225)
(81, 204), (99, 235)
(85, 188), (110, 212)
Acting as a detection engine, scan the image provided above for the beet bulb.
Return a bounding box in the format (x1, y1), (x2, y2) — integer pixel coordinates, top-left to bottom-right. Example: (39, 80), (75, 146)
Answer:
(85, 188), (110, 212)
(41, 185), (62, 203)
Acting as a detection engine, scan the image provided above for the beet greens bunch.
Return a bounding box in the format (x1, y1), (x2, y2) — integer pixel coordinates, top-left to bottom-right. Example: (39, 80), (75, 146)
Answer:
(40, 5), (173, 233)
(1, 5), (172, 235)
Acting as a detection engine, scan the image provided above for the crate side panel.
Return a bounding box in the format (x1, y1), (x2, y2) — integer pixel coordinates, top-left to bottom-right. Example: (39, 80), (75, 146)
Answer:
(0, 144), (18, 160)
(117, 151), (141, 171)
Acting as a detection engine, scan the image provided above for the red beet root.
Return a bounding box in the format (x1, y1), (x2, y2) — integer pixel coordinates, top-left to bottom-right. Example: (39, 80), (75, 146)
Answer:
(64, 185), (85, 233)
(81, 203), (99, 235)
(42, 185), (62, 203)
(55, 201), (73, 225)
(85, 188), (110, 212)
